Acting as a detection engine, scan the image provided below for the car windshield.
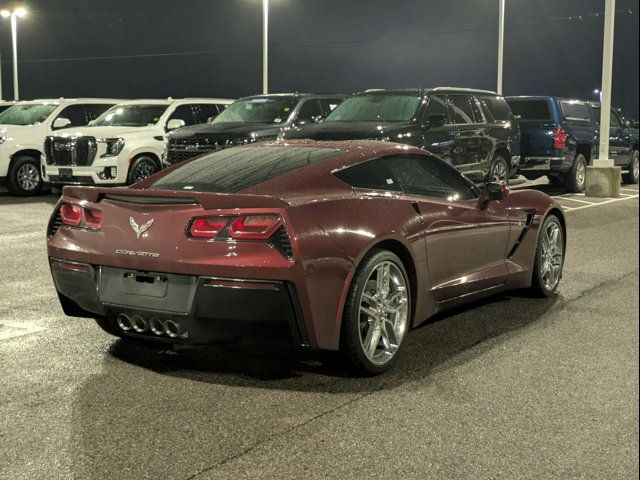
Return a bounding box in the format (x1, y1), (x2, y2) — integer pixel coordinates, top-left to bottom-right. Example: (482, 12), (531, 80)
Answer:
(324, 95), (421, 122)
(0, 103), (58, 125)
(149, 146), (340, 193)
(93, 104), (168, 127)
(211, 97), (297, 124)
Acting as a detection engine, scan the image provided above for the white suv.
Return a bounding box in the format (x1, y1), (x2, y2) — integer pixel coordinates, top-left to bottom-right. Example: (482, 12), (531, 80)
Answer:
(0, 98), (120, 196)
(42, 98), (233, 188)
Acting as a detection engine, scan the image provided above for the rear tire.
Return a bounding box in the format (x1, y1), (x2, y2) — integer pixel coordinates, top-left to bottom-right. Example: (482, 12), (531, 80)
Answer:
(489, 155), (510, 185)
(529, 214), (565, 297)
(339, 249), (411, 375)
(563, 153), (587, 193)
(623, 150), (639, 184)
(7, 156), (43, 196)
(127, 155), (159, 185)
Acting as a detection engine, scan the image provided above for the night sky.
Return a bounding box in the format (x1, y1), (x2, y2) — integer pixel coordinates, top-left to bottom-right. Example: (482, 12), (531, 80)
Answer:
(2, 0), (638, 117)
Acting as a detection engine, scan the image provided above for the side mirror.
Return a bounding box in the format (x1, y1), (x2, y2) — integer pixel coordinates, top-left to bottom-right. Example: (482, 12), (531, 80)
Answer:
(166, 118), (186, 130)
(477, 182), (508, 208)
(426, 113), (446, 129)
(52, 117), (71, 129)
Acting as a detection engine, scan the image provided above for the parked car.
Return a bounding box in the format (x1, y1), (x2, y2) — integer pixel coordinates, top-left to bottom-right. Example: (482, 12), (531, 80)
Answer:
(47, 140), (565, 374)
(0, 101), (17, 115)
(42, 98), (233, 188)
(165, 93), (343, 165)
(280, 88), (521, 184)
(0, 98), (121, 196)
(506, 96), (639, 191)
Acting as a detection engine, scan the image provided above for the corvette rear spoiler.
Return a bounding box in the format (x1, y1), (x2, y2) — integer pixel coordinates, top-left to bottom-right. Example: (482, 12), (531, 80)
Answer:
(61, 186), (290, 209)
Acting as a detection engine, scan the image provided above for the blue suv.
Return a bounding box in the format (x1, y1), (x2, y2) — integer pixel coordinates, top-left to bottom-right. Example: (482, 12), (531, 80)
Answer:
(506, 96), (639, 192)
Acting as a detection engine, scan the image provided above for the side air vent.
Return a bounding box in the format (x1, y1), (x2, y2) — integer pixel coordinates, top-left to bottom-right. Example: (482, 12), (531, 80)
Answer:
(47, 207), (63, 236)
(269, 225), (294, 259)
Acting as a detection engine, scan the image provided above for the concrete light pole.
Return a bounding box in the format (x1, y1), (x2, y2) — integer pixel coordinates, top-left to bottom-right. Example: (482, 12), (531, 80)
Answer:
(262, 0), (269, 94)
(586, 0), (620, 197)
(1, 7), (28, 101)
(497, 0), (505, 95)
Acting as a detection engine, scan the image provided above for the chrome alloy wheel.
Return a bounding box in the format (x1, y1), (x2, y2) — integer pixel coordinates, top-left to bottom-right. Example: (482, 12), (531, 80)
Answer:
(576, 161), (586, 190)
(539, 221), (564, 291)
(16, 163), (40, 191)
(632, 151), (639, 182)
(492, 159), (508, 183)
(357, 261), (409, 366)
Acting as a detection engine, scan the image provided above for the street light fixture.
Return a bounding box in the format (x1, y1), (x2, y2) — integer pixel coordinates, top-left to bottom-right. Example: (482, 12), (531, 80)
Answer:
(1, 6), (28, 101)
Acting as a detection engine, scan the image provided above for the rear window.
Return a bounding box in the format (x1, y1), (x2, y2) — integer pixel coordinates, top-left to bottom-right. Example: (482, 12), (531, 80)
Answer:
(560, 101), (590, 122)
(149, 146), (341, 193)
(507, 100), (552, 121)
(480, 96), (513, 122)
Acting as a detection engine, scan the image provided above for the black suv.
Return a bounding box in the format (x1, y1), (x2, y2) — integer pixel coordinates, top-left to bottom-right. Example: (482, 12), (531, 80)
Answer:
(165, 93), (343, 165)
(281, 88), (520, 184)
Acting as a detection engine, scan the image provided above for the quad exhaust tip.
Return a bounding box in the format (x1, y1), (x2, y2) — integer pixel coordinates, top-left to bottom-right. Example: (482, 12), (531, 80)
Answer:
(116, 313), (132, 331)
(164, 319), (186, 338)
(149, 317), (164, 336)
(131, 315), (148, 333)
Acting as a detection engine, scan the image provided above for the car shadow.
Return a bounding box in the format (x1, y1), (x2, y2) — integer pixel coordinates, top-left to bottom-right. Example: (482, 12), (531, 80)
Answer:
(0, 191), (59, 206)
(106, 291), (561, 393)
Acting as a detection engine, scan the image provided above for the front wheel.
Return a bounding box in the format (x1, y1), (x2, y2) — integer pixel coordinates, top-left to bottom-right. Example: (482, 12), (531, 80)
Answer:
(529, 215), (565, 297)
(7, 156), (43, 196)
(489, 155), (510, 185)
(623, 150), (639, 184)
(339, 249), (411, 375)
(127, 156), (159, 185)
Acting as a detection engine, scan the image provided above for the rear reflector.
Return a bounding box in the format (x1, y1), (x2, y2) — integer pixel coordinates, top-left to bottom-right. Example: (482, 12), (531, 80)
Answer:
(60, 204), (83, 227)
(228, 215), (282, 240)
(189, 217), (231, 239)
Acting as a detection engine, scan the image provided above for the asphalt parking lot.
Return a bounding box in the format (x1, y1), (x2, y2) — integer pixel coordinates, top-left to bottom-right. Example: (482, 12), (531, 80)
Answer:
(0, 183), (638, 480)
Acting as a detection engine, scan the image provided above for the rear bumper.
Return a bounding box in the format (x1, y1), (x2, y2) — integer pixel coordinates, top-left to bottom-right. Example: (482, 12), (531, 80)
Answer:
(519, 154), (573, 175)
(50, 258), (309, 347)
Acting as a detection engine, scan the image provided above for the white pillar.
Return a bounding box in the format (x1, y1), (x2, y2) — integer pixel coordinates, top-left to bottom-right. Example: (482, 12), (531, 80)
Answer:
(11, 12), (19, 101)
(595, 0), (616, 166)
(262, 0), (269, 95)
(497, 0), (505, 95)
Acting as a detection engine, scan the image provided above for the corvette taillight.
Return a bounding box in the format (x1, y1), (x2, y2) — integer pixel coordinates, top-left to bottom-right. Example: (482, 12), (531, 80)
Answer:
(59, 203), (102, 230)
(60, 204), (83, 227)
(228, 215), (282, 239)
(189, 217), (232, 239)
(187, 214), (283, 240)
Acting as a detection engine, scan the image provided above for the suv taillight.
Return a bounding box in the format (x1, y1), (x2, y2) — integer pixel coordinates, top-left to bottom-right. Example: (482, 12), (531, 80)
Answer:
(553, 128), (568, 149)
(59, 203), (102, 230)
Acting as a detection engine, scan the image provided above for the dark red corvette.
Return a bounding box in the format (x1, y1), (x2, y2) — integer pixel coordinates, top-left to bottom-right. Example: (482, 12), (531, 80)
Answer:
(47, 140), (566, 374)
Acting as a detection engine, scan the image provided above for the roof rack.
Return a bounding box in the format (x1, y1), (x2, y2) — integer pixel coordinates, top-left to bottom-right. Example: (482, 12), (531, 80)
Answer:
(431, 87), (497, 95)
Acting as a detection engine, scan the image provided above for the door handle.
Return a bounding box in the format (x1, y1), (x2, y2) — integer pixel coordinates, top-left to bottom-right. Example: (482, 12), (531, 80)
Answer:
(411, 201), (420, 214)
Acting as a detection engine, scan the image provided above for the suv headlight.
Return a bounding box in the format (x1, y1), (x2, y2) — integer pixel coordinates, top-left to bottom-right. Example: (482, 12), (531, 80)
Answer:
(98, 138), (125, 157)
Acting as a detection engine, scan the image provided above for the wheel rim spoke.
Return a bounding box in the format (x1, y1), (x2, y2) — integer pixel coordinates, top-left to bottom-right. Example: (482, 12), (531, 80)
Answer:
(540, 221), (564, 290)
(358, 261), (409, 366)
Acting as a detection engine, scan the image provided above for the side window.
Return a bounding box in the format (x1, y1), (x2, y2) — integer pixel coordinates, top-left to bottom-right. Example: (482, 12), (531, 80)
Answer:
(295, 100), (323, 124)
(448, 94), (476, 124)
(423, 95), (449, 123)
(387, 155), (477, 200)
(54, 105), (88, 128)
(333, 157), (402, 192)
(610, 110), (622, 128)
(318, 99), (341, 116)
(84, 104), (114, 122)
(193, 103), (223, 124)
(480, 96), (512, 123)
(168, 105), (196, 126)
(560, 101), (590, 122)
(470, 97), (485, 123)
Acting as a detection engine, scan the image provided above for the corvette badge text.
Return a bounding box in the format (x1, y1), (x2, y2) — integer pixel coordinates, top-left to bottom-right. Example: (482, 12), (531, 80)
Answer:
(115, 249), (160, 258)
